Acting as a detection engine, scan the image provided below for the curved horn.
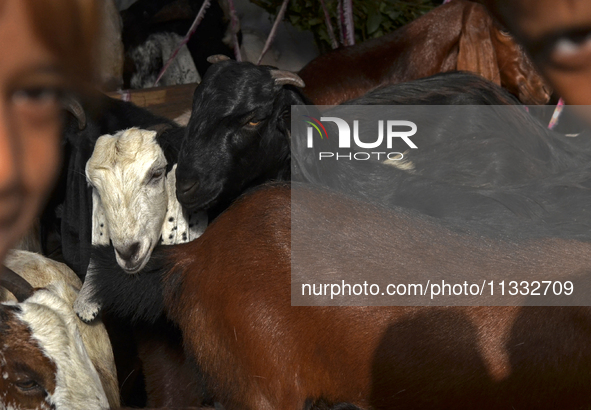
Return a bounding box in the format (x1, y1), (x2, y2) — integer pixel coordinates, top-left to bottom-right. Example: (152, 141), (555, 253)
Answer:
(270, 70), (305, 88)
(1, 266), (34, 302)
(62, 94), (87, 130)
(207, 54), (231, 64)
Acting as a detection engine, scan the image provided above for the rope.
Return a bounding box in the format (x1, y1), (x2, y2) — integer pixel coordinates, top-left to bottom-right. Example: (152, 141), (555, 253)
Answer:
(257, 0), (290, 64)
(548, 98), (565, 130)
(320, 0), (338, 49)
(227, 0), (243, 61)
(153, 0), (211, 87)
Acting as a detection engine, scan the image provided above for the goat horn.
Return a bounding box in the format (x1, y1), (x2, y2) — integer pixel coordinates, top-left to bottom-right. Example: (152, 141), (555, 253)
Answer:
(1, 266), (34, 303)
(146, 123), (174, 137)
(207, 54), (231, 64)
(270, 70), (305, 88)
(62, 94), (87, 130)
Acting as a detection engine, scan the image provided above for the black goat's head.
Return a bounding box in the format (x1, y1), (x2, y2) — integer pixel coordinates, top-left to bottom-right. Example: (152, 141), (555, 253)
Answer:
(176, 59), (305, 213)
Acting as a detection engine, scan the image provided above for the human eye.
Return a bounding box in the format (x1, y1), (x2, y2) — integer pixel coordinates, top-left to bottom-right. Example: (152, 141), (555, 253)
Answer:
(10, 85), (63, 127)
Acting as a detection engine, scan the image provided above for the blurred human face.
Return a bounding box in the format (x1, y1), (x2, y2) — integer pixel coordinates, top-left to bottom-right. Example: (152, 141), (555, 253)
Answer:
(486, 0), (591, 106)
(0, 0), (64, 262)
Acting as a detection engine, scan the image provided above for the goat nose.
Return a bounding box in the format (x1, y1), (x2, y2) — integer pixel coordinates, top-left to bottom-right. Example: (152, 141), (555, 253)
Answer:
(116, 242), (140, 262)
(176, 178), (199, 194)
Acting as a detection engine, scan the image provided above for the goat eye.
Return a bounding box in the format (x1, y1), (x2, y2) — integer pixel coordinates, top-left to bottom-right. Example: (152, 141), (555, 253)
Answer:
(15, 379), (41, 392)
(244, 119), (263, 130)
(149, 169), (165, 183)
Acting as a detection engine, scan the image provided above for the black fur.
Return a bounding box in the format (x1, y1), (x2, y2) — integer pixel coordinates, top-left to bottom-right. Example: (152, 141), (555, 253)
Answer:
(87, 245), (172, 323)
(176, 60), (299, 217)
(173, 60), (591, 235)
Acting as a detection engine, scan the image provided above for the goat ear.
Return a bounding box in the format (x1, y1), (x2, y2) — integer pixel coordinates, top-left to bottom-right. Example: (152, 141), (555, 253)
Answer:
(91, 189), (110, 246)
(1, 266), (34, 302)
(207, 54), (231, 64)
(270, 70), (305, 88)
(161, 165), (208, 245)
(456, 3), (501, 86)
(62, 94), (87, 130)
(146, 123), (174, 138)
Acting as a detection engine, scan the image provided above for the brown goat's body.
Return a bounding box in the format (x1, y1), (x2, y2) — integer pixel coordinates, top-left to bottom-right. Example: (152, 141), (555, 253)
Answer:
(160, 183), (591, 409)
(299, 0), (549, 106)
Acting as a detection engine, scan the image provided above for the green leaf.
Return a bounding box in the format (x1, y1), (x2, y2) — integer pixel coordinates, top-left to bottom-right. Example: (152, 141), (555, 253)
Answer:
(388, 10), (401, 20)
(366, 9), (383, 34)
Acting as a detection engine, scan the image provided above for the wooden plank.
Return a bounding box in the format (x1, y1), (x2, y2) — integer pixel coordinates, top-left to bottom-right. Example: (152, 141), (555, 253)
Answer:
(106, 83), (198, 121)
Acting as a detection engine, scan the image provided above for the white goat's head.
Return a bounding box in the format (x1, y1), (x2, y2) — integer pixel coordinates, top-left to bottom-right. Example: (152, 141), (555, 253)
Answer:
(86, 128), (169, 274)
(0, 285), (110, 410)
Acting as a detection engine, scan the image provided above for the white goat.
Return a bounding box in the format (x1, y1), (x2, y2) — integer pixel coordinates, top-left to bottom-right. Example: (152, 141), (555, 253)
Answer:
(75, 127), (207, 322)
(0, 250), (119, 409)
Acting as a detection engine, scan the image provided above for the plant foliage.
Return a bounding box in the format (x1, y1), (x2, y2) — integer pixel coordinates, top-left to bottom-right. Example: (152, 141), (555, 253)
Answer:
(251, 0), (437, 52)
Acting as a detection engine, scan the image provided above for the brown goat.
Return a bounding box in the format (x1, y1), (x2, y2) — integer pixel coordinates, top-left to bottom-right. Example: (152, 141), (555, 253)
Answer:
(299, 0), (550, 106)
(91, 182), (591, 409)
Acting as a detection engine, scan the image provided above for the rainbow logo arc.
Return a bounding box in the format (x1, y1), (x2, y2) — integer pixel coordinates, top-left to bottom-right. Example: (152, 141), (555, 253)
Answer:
(303, 115), (329, 139)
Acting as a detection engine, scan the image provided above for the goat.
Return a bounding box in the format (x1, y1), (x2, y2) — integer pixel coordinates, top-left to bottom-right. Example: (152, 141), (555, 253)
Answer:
(175, 58), (301, 216)
(120, 0), (233, 88)
(86, 182), (591, 410)
(0, 251), (118, 409)
(47, 94), (209, 407)
(74, 127), (211, 408)
(298, 0), (550, 106)
(174, 59), (591, 223)
(0, 261), (204, 410)
(44, 90), (184, 278)
(75, 127), (207, 321)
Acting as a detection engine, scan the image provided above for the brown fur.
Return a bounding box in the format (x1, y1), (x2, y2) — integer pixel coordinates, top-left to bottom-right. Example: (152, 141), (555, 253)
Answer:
(299, 0), (550, 106)
(136, 324), (209, 407)
(2, 250), (120, 408)
(160, 183), (591, 409)
(0, 305), (58, 410)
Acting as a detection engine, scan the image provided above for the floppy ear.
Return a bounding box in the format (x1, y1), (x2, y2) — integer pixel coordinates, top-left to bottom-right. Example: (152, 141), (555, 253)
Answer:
(161, 164), (208, 245)
(91, 188), (110, 246)
(456, 3), (501, 85)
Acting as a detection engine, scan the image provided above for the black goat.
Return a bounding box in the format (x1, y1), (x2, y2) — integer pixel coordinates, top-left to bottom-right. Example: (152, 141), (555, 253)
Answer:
(175, 59), (302, 217)
(174, 59), (591, 224)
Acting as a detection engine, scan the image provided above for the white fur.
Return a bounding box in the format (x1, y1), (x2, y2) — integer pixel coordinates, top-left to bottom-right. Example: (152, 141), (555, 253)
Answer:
(76, 128), (206, 321)
(86, 128), (206, 271)
(15, 286), (110, 410)
(2, 250), (120, 408)
(86, 128), (169, 273)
